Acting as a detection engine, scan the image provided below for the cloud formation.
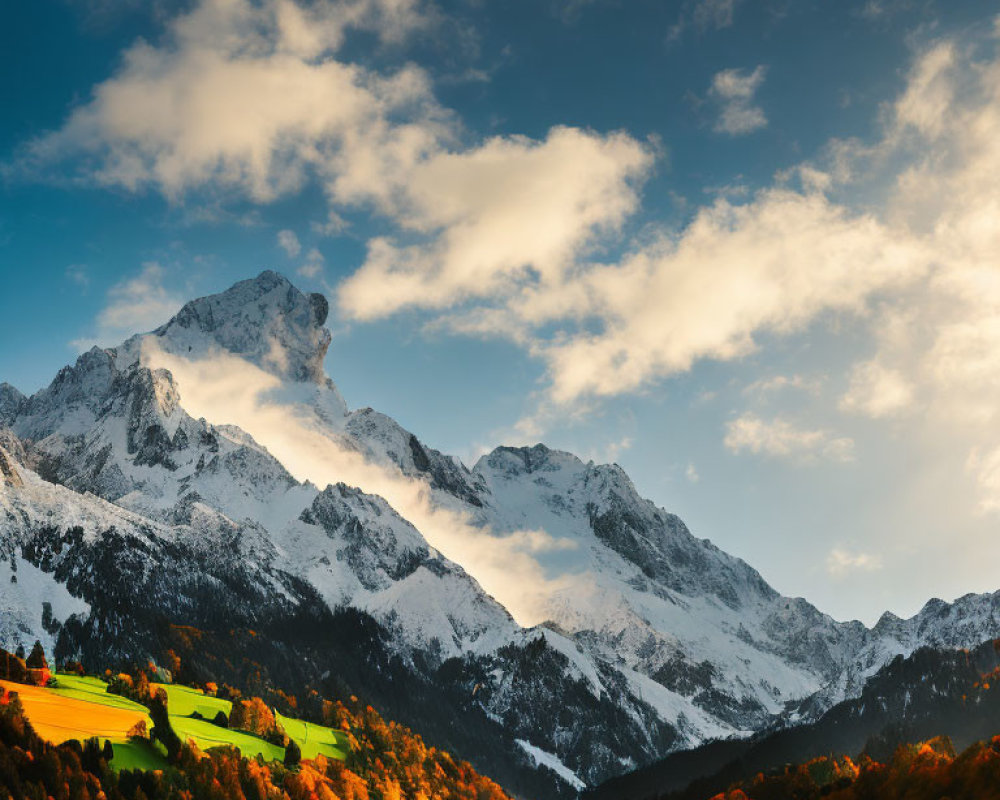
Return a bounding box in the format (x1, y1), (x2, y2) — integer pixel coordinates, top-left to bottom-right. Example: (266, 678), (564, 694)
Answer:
(826, 547), (883, 577)
(70, 263), (184, 352)
(824, 33), (1000, 508)
(337, 127), (652, 319)
(709, 65), (768, 135)
(25, 0), (449, 204)
(298, 247), (325, 278)
(277, 229), (301, 258)
(724, 413), (855, 463)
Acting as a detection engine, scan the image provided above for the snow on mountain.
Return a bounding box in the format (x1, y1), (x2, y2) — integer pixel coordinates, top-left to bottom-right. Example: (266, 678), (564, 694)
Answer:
(3, 355), (511, 667)
(456, 442), (1000, 733)
(454, 444), (864, 734)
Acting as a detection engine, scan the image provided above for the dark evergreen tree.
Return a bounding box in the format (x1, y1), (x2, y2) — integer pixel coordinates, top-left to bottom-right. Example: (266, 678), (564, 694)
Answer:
(284, 738), (301, 768)
(26, 640), (47, 670)
(149, 689), (182, 760)
(82, 737), (103, 772)
(0, 648), (27, 683)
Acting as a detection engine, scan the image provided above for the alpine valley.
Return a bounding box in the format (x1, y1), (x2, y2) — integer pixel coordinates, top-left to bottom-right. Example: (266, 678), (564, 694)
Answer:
(4, 272), (1000, 797)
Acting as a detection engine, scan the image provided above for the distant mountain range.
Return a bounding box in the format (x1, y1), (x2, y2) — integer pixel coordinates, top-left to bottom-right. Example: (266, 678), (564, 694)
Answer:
(586, 636), (1000, 800)
(4, 271), (1000, 796)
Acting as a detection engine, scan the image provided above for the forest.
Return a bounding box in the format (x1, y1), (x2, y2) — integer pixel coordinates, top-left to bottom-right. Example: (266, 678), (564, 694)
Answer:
(0, 642), (513, 800)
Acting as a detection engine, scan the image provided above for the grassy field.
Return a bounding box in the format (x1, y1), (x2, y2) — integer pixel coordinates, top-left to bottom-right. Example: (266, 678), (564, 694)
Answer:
(276, 711), (348, 760)
(2, 678), (149, 742)
(152, 683), (232, 719)
(4, 675), (345, 769)
(1, 678), (167, 770)
(170, 715), (286, 762)
(50, 674), (151, 713)
(104, 739), (169, 770)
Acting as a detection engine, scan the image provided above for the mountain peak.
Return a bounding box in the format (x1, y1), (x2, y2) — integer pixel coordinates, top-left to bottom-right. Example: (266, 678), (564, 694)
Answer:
(150, 270), (332, 383)
(475, 443), (583, 477)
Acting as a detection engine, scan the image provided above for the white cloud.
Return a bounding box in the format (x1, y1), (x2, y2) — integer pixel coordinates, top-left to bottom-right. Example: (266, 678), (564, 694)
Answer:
(277, 229), (301, 258)
(825, 32), (1000, 509)
(579, 435), (633, 465)
(827, 547), (883, 577)
(724, 413), (855, 463)
(532, 189), (926, 405)
(336, 127), (653, 319)
(840, 361), (914, 417)
(709, 66), (768, 135)
(28, 0), (655, 354)
(744, 374), (820, 398)
(23, 0), (449, 203)
(142, 340), (582, 625)
(70, 263), (184, 351)
(311, 211), (348, 236)
(685, 462), (700, 483)
(298, 247), (325, 278)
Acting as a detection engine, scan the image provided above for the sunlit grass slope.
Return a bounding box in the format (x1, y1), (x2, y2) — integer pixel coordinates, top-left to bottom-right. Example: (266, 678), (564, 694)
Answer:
(4, 674), (347, 770)
(51, 673), (150, 713)
(152, 682), (231, 718)
(276, 710), (348, 760)
(0, 676), (167, 770)
(170, 714), (285, 761)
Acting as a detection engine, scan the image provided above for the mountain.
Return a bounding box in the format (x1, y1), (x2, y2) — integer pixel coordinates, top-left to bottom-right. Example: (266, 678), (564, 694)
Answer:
(4, 271), (1000, 795)
(586, 637), (1000, 800)
(0, 273), (673, 795)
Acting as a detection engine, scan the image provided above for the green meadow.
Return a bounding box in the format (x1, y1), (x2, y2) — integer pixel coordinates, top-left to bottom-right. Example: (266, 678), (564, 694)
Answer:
(17, 674), (346, 769)
(51, 673), (150, 714)
(276, 711), (348, 760)
(152, 683), (232, 719)
(170, 715), (286, 762)
(107, 739), (170, 771)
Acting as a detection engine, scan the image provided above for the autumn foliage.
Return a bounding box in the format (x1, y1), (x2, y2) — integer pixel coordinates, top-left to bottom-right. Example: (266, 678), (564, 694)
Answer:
(0, 636), (515, 800)
(230, 696), (282, 742)
(705, 735), (1000, 800)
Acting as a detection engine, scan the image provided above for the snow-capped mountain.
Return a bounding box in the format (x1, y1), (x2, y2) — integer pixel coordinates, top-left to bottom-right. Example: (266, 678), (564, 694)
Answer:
(588, 636), (1000, 800)
(3, 271), (1000, 796)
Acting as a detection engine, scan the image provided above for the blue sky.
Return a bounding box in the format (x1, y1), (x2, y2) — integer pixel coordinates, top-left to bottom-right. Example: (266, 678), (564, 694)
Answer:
(2, 0), (1000, 624)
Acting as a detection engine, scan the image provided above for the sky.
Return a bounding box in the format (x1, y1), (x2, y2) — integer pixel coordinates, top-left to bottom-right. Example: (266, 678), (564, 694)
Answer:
(2, 0), (1000, 626)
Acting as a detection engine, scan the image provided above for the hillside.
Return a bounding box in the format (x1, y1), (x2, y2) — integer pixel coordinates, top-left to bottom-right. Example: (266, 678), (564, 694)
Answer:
(696, 735), (1000, 800)
(587, 638), (1000, 800)
(0, 647), (511, 800)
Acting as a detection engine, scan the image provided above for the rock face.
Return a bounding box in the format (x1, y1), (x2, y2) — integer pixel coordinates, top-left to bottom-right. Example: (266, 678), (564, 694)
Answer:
(3, 271), (1000, 797)
(0, 384), (25, 427)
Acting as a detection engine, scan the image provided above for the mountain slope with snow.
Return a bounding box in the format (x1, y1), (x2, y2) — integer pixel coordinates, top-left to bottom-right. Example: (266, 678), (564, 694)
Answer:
(3, 271), (1000, 795)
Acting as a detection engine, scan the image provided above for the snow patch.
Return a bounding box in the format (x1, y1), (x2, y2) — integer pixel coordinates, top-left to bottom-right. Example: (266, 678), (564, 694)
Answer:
(516, 738), (586, 790)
